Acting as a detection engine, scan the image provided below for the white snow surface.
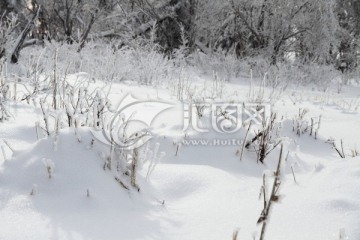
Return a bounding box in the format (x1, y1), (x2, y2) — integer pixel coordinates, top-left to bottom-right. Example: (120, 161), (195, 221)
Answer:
(0, 74), (359, 240)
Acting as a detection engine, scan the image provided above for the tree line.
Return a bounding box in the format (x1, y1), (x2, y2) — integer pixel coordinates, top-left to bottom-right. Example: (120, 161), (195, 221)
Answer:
(0, 0), (359, 70)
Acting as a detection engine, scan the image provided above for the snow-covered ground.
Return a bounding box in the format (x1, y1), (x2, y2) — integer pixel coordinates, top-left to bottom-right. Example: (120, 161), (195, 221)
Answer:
(0, 73), (359, 240)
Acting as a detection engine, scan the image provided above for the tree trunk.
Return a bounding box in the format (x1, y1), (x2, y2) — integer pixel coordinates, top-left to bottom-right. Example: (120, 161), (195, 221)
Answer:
(271, 42), (281, 65)
(11, 7), (40, 64)
(78, 10), (97, 52)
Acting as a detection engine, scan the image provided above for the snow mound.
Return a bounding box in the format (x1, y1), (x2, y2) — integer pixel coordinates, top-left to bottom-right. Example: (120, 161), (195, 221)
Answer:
(267, 158), (360, 240)
(0, 128), (163, 240)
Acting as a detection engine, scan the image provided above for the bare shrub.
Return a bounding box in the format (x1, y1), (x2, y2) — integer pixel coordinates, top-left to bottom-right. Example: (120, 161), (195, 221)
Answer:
(246, 113), (282, 163)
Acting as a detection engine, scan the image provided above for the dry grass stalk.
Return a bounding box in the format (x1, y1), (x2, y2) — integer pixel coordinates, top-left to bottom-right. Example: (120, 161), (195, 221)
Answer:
(333, 139), (345, 158)
(258, 144), (284, 240)
(240, 122), (251, 161)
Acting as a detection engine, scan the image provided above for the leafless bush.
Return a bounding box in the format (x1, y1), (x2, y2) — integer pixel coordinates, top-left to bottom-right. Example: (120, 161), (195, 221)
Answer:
(191, 50), (243, 81)
(246, 113), (281, 163)
(292, 108), (309, 136)
(292, 109), (322, 139)
(100, 111), (154, 191)
(174, 69), (192, 101)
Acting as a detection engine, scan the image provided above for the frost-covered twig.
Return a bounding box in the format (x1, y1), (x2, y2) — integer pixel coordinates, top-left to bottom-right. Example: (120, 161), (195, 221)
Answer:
(1, 145), (7, 161)
(291, 165), (297, 183)
(3, 139), (14, 152)
(40, 99), (50, 136)
(114, 176), (129, 190)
